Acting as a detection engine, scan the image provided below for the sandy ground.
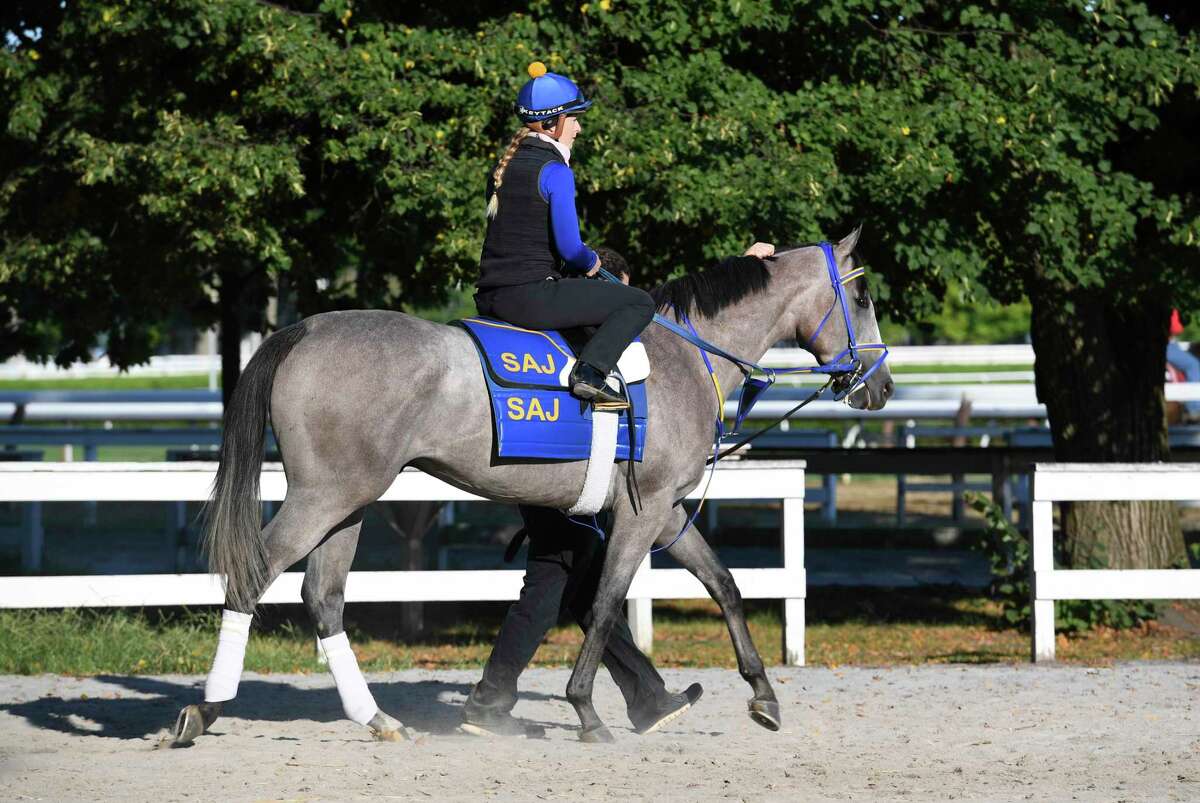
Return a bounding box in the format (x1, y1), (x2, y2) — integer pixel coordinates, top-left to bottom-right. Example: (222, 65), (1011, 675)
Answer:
(0, 664), (1197, 802)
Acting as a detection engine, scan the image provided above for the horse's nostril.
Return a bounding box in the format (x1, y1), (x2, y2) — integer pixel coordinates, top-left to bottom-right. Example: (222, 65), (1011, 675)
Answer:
(883, 378), (895, 399)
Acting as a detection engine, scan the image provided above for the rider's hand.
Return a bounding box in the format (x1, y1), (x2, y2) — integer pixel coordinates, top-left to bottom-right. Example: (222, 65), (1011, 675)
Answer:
(586, 254), (602, 277)
(744, 242), (775, 259)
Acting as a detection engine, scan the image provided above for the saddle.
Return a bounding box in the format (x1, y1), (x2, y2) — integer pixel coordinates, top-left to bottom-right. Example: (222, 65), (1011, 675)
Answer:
(454, 317), (648, 461)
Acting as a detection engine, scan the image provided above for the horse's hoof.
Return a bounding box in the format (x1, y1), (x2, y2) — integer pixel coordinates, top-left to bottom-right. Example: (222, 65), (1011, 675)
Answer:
(368, 711), (411, 742)
(748, 698), (781, 731)
(372, 727), (409, 742)
(579, 725), (615, 743)
(172, 705), (206, 746)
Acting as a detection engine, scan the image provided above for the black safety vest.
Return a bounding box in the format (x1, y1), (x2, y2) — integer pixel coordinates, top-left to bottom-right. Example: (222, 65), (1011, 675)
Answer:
(477, 139), (564, 290)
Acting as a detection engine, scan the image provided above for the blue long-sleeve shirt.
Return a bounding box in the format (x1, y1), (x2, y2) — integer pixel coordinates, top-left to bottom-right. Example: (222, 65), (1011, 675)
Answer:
(538, 162), (598, 273)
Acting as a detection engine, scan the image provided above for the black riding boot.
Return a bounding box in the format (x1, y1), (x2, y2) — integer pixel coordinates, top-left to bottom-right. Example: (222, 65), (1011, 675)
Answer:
(569, 361), (629, 409)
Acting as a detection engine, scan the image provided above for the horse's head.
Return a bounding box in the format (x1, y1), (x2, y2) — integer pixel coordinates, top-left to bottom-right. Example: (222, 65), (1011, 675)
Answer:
(790, 228), (894, 411)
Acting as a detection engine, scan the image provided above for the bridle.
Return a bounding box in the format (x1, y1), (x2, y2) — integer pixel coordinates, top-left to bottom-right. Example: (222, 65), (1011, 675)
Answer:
(606, 241), (890, 434)
(796, 241), (890, 403)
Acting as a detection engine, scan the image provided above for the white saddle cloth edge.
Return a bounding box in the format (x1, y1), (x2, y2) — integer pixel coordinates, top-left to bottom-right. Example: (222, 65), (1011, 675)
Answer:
(566, 409), (619, 516)
(557, 342), (650, 388)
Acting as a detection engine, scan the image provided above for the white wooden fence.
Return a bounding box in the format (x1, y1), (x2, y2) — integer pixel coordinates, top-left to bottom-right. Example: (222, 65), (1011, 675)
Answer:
(0, 460), (810, 665)
(1030, 463), (1200, 661)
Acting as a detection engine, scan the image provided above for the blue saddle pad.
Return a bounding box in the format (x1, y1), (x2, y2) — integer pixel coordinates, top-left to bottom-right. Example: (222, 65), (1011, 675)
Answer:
(455, 317), (646, 461)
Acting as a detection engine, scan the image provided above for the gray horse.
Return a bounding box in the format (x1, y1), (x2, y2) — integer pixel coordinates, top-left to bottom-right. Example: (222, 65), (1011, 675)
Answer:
(173, 229), (893, 745)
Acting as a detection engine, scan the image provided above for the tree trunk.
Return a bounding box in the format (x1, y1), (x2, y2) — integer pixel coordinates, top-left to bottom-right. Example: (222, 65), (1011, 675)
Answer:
(218, 269), (243, 408)
(1028, 282), (1184, 569)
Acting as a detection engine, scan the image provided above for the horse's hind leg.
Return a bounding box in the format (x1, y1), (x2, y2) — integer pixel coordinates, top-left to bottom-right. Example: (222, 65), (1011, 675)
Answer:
(302, 512), (409, 741)
(565, 498), (673, 743)
(174, 491), (363, 746)
(657, 509), (780, 730)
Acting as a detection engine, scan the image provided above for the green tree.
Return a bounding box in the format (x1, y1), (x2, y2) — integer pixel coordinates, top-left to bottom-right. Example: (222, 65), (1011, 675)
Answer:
(1, 0), (505, 400)
(814, 2), (1200, 568)
(4, 1), (1198, 569)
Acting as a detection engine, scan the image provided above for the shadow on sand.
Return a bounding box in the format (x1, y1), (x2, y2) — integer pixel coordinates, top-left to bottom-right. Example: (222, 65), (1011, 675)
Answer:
(0, 675), (566, 741)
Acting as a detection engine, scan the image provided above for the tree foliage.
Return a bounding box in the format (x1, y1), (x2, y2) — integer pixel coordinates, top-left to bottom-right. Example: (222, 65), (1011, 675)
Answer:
(3, 0), (1197, 368)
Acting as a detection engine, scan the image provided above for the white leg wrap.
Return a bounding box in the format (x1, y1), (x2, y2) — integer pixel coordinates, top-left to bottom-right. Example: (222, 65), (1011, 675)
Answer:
(567, 410), (619, 516)
(320, 632), (379, 726)
(204, 609), (252, 703)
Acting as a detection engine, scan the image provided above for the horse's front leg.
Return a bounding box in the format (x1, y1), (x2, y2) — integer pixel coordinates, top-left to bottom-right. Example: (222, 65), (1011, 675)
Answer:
(658, 508), (781, 730)
(565, 497), (671, 743)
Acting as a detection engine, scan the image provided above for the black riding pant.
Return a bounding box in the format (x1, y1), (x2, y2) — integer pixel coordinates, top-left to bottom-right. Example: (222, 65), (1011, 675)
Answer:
(468, 506), (670, 722)
(475, 278), (655, 375)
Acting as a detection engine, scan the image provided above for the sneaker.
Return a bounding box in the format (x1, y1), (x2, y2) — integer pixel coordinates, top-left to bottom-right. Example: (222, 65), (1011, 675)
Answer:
(569, 362), (630, 409)
(632, 683), (704, 735)
(461, 703), (545, 738)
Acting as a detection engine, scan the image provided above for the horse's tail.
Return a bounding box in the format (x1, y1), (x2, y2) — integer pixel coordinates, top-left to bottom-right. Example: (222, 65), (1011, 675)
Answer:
(201, 321), (308, 612)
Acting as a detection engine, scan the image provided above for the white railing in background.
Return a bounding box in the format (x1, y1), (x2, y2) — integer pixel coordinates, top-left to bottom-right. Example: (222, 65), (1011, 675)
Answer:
(2, 343), (1039, 381)
(1030, 463), (1200, 661)
(764, 343), (1037, 367)
(0, 332), (254, 386)
(0, 461), (809, 666)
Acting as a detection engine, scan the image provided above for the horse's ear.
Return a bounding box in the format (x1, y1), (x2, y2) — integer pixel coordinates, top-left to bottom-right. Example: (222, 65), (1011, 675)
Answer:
(836, 225), (863, 257)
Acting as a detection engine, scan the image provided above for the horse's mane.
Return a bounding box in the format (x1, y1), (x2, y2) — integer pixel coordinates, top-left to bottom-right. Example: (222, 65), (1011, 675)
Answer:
(650, 256), (772, 321)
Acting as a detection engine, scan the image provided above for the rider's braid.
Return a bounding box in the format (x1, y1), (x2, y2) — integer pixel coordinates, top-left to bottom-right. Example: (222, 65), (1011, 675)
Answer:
(486, 127), (531, 219)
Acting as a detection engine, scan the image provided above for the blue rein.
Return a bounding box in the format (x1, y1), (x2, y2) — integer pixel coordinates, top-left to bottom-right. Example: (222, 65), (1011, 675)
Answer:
(598, 241), (890, 431)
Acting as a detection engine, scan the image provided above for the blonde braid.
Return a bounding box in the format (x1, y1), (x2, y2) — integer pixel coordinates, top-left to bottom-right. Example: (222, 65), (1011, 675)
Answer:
(486, 128), (531, 219)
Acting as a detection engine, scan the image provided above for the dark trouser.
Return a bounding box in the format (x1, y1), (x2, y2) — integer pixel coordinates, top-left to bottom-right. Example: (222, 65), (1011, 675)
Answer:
(468, 506), (670, 723)
(475, 278), (655, 374)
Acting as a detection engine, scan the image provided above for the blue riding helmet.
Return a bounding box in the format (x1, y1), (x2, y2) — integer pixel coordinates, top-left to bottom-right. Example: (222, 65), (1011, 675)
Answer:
(515, 61), (593, 123)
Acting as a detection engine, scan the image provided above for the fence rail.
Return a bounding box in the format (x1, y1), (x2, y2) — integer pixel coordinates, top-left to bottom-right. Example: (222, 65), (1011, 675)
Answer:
(1030, 463), (1200, 661)
(0, 460), (810, 665)
(7, 383), (1198, 425)
(0, 343), (1043, 382)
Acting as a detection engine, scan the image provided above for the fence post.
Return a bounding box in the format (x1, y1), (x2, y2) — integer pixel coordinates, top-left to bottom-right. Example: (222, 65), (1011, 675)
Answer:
(822, 475), (837, 525)
(951, 400), (972, 521)
(782, 496), (805, 666)
(1031, 497), (1055, 662)
(21, 501), (43, 573)
(990, 454), (1013, 522)
(83, 441), (99, 526)
(896, 421), (913, 527)
(627, 554), (653, 654)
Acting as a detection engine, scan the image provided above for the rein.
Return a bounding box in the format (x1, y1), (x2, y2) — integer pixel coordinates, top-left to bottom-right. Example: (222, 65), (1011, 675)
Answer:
(597, 241), (889, 554)
(598, 240), (889, 437)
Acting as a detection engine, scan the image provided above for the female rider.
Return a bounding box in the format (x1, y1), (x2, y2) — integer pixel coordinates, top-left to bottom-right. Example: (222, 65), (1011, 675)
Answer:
(475, 62), (655, 408)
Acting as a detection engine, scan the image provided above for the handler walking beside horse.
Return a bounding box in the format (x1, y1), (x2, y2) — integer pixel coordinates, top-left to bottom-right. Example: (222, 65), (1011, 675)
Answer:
(462, 505), (702, 737)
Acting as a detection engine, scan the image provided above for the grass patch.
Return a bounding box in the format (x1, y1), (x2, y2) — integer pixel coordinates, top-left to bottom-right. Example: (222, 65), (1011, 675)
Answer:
(887, 363), (1032, 375)
(2, 592), (1196, 676)
(0, 374), (213, 391)
(0, 609), (320, 675)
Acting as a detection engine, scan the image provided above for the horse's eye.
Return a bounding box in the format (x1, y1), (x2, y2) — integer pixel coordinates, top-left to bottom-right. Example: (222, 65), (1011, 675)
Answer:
(852, 274), (870, 309)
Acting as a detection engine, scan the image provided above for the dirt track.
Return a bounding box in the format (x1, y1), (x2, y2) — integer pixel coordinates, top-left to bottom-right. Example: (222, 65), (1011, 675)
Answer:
(1, 664), (1197, 801)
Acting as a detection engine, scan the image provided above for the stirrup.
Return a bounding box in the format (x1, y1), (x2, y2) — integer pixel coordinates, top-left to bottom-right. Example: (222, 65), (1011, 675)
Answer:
(592, 397), (631, 412)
